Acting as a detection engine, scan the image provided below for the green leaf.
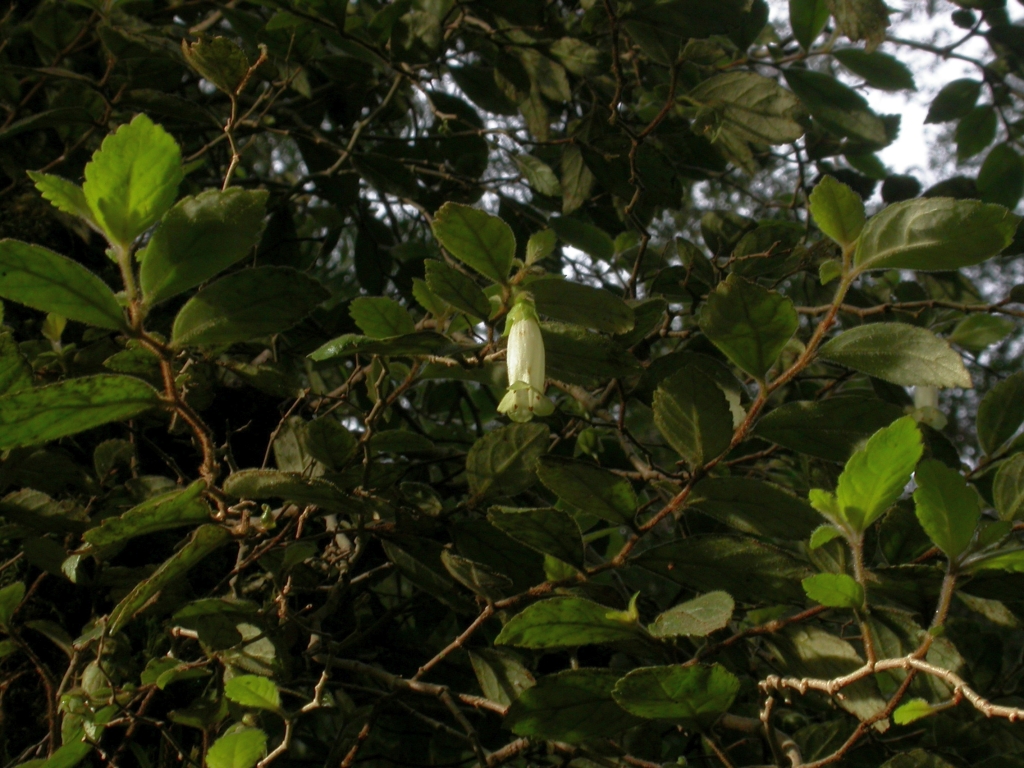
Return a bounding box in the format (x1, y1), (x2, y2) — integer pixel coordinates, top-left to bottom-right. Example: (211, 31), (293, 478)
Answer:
(309, 331), (451, 361)
(818, 323), (972, 388)
(82, 114), (183, 247)
(689, 71), (805, 145)
(138, 188), (269, 306)
(349, 297), (416, 339)
(27, 171), (96, 226)
(488, 507), (584, 569)
(550, 37), (604, 76)
(977, 374), (1024, 456)
(784, 68), (887, 144)
(109, 525), (229, 634)
(949, 313), (1014, 352)
(854, 197), (1019, 271)
(496, 596), (642, 648)
(653, 367), (734, 467)
(699, 275), (797, 380)
(468, 649), (535, 708)
(36, 741), (92, 768)
(809, 175), (865, 248)
(0, 332), (32, 396)
(0, 240), (126, 330)
(0, 582), (25, 626)
(205, 728), (267, 768)
(834, 416), (923, 532)
(913, 459), (980, 560)
(382, 540), (474, 613)
(956, 106), (997, 162)
(431, 202), (515, 284)
(424, 260), (491, 320)
(0, 374), (161, 450)
(171, 266), (328, 348)
(689, 477), (821, 539)
(892, 699), (936, 726)
(441, 550), (513, 600)
(801, 573), (864, 608)
(560, 145), (595, 215)
(978, 144), (1024, 210)
(181, 36), (250, 95)
(84, 480), (209, 547)
(612, 664), (739, 723)
(994, 454), (1024, 521)
(790, 0), (830, 49)
(466, 422), (549, 498)
(526, 229), (557, 266)
(648, 592), (734, 637)
(879, 749), (955, 768)
(514, 154), (560, 197)
(536, 455), (637, 525)
(299, 418), (358, 471)
(541, 323), (640, 384)
(222, 470), (363, 514)
(224, 675), (281, 712)
(504, 669), (641, 744)
(755, 396), (905, 462)
(926, 79), (981, 123)
(831, 0), (889, 50)
(549, 217), (615, 261)
(809, 524), (844, 549)
(530, 279), (634, 335)
(636, 535), (812, 603)
(834, 49), (915, 91)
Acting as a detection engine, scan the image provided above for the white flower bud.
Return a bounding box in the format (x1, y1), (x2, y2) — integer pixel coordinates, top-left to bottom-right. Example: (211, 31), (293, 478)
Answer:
(498, 296), (553, 422)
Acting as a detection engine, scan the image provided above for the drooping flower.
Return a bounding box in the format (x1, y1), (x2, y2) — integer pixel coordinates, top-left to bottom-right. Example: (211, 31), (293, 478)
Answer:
(498, 294), (553, 422)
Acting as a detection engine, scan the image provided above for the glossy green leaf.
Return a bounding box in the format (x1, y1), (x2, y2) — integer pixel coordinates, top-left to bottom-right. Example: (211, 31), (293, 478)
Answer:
(424, 260), (491, 319)
(488, 507), (584, 569)
(0, 240), (126, 330)
(892, 699), (937, 726)
(0, 375), (160, 450)
(809, 175), (865, 248)
(171, 266), (328, 347)
(978, 144), (1024, 210)
(834, 49), (915, 91)
(654, 367), (733, 467)
(853, 197), (1019, 272)
(976, 372), (1024, 454)
(83, 480), (209, 547)
(530, 279), (635, 334)
(549, 217), (615, 261)
(801, 573), (864, 608)
(0, 582), (25, 626)
(818, 323), (972, 388)
(956, 106), (997, 162)
(108, 524), (229, 634)
(949, 314), (1014, 352)
(755, 396), (904, 462)
(784, 68), (888, 144)
(913, 459), (980, 560)
(27, 171), (96, 226)
(689, 477), (821, 539)
(0, 332), (32, 396)
(994, 454), (1024, 521)
(504, 669), (641, 743)
(466, 422), (549, 498)
(699, 275), (797, 380)
(926, 79), (981, 123)
(536, 455), (636, 525)
(205, 728), (267, 768)
(790, 0), (830, 49)
(349, 296), (416, 339)
(612, 664), (739, 723)
(181, 36), (249, 95)
(431, 202), (514, 284)
(648, 592), (734, 637)
(224, 675), (281, 712)
(496, 596), (642, 648)
(834, 416), (923, 532)
(82, 113), (183, 247)
(689, 71), (805, 145)
(138, 188), (269, 305)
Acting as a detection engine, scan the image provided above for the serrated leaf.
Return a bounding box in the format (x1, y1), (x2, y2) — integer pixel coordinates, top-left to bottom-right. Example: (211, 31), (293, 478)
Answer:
(224, 675), (281, 712)
(139, 188), (268, 305)
(349, 296), (415, 339)
(0, 240), (126, 330)
(994, 454), (1024, 521)
(496, 596), (642, 648)
(926, 79), (981, 123)
(526, 229), (557, 265)
(913, 459), (980, 561)
(0, 375), (160, 450)
(818, 323), (972, 388)
(809, 175), (865, 247)
(171, 266), (328, 347)
(784, 68), (887, 144)
(182, 36), (249, 95)
(0, 332), (32, 396)
(530, 279), (634, 334)
(801, 573), (864, 608)
(853, 197), (1019, 272)
(27, 171), (96, 226)
(892, 698), (936, 726)
(466, 422), (548, 498)
(790, 0), (830, 49)
(431, 203), (514, 284)
(424, 260), (491, 319)
(309, 332), (451, 361)
(690, 71), (805, 145)
(222, 469), (362, 514)
(949, 313), (1014, 352)
(809, 524), (844, 549)
(82, 114), (183, 247)
(84, 480), (209, 547)
(0, 582), (25, 626)
(468, 649), (535, 708)
(541, 322), (640, 385)
(206, 728), (267, 768)
(654, 367), (734, 467)
(649, 592), (734, 637)
(488, 507), (584, 569)
(536, 455), (636, 525)
(834, 49), (915, 91)
(514, 154), (560, 196)
(699, 275), (797, 380)
(612, 664), (739, 723)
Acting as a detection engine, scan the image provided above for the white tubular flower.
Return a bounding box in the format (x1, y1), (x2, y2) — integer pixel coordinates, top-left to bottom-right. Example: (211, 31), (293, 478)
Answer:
(498, 295), (554, 423)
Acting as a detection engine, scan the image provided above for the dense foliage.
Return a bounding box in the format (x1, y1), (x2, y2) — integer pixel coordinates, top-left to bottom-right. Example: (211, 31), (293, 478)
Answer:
(5, 1), (1024, 767)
